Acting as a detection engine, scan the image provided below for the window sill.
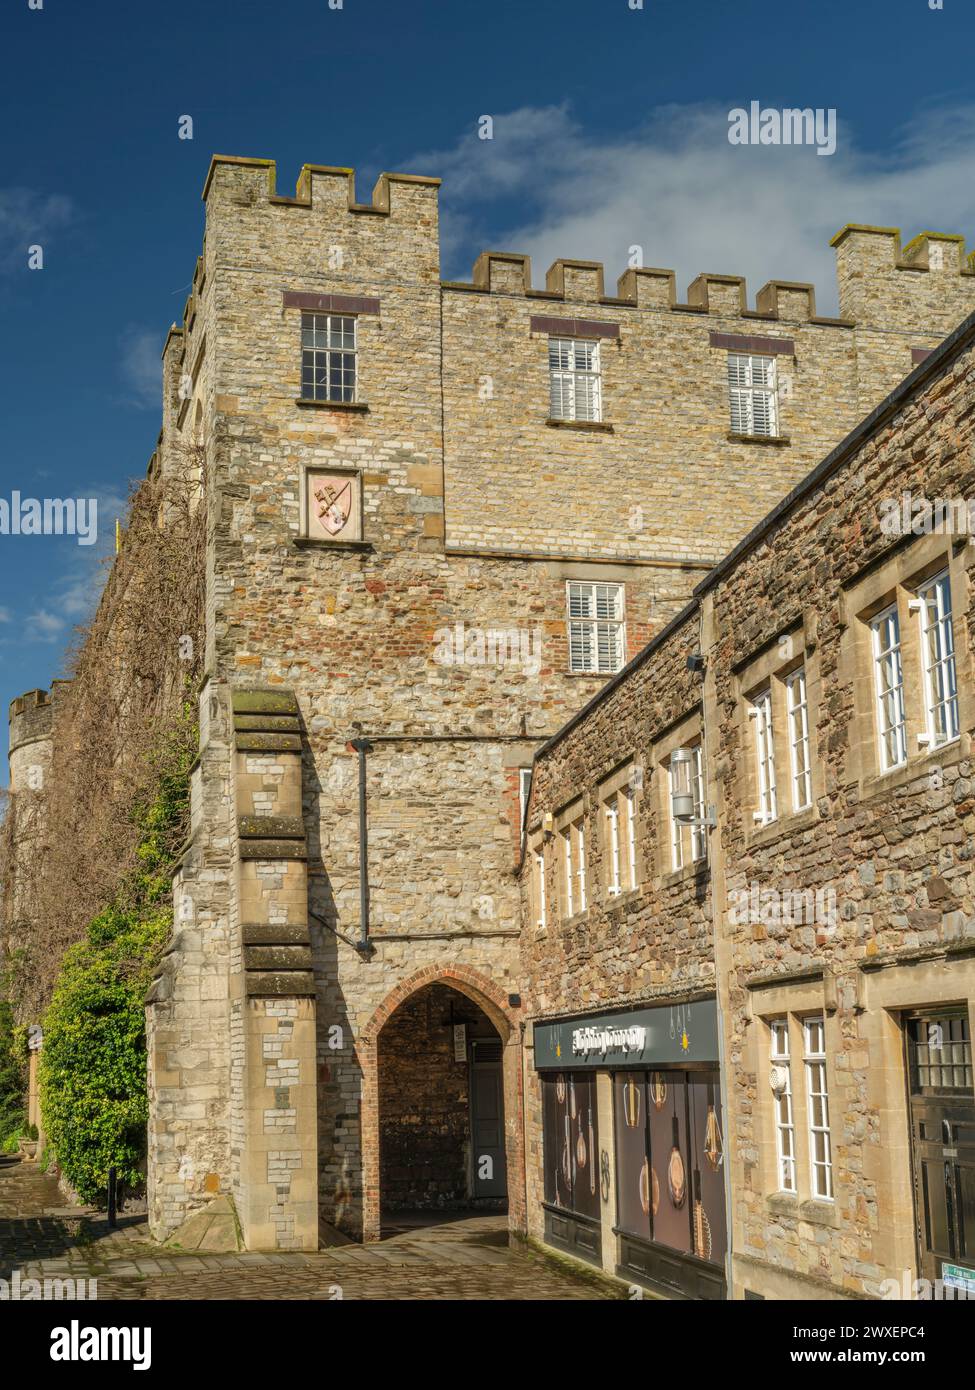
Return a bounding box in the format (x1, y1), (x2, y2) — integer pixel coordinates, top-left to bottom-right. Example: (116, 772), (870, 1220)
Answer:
(604, 886), (642, 912)
(746, 803), (820, 849)
(766, 1191), (799, 1217)
(561, 909), (590, 928)
(565, 668), (624, 679)
(293, 537), (373, 552)
(727, 431), (791, 446)
(661, 860), (709, 890)
(860, 737), (966, 804)
(295, 398), (370, 411)
(545, 418), (614, 433)
(765, 1192), (837, 1227)
(799, 1198), (838, 1228)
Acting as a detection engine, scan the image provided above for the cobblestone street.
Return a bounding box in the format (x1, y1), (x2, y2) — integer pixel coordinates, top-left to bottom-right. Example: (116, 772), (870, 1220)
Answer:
(0, 1158), (619, 1301)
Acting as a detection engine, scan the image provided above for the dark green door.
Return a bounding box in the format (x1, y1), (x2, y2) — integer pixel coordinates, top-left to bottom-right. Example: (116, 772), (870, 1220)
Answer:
(470, 1039), (507, 1199)
(906, 1013), (975, 1292)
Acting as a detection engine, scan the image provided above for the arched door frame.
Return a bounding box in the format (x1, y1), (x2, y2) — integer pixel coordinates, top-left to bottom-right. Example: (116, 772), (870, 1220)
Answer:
(359, 965), (525, 1242)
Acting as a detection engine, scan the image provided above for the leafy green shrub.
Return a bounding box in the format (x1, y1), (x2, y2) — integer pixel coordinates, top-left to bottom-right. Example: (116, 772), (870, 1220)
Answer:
(0, 1000), (26, 1151)
(39, 907), (169, 1200)
(38, 717), (193, 1205)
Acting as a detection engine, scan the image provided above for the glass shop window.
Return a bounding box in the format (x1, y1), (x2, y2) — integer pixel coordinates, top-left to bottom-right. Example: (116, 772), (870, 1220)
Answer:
(541, 1072), (600, 1222)
(613, 1069), (727, 1267)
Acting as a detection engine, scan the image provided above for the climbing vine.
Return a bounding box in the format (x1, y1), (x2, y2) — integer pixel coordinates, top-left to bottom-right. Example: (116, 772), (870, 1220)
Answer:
(37, 717), (195, 1203)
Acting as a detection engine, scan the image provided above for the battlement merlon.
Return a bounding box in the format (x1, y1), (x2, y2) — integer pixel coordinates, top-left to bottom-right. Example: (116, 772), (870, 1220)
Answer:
(8, 687), (54, 758)
(447, 252), (831, 325)
(831, 224), (975, 327)
(200, 156), (442, 284)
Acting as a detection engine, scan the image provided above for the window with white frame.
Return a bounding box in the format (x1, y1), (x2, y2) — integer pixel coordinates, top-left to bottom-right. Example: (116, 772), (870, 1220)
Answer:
(301, 312), (357, 402)
(803, 1017), (833, 1200)
(727, 353), (778, 437)
(574, 819), (587, 913)
(562, 827), (574, 917)
(669, 744), (707, 871)
(621, 784), (638, 890)
(605, 783), (638, 896)
(770, 1020), (796, 1194)
(533, 846), (547, 931)
(749, 688), (777, 824)
(786, 668), (812, 812)
(519, 768), (532, 834)
(567, 581), (625, 674)
(549, 337), (601, 422)
(561, 817), (587, 918)
(914, 570), (959, 749)
(871, 604), (907, 772)
(606, 796), (622, 896)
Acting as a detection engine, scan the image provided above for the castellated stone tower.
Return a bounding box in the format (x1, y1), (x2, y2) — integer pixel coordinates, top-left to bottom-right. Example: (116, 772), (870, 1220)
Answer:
(123, 155), (975, 1250)
(3, 689), (58, 963)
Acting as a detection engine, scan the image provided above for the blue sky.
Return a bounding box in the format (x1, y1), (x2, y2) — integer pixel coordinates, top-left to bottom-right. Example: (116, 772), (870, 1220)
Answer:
(1, 0), (973, 780)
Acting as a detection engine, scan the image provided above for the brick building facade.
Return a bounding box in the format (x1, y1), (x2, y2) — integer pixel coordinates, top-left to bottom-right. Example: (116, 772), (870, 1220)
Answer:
(5, 154), (975, 1277)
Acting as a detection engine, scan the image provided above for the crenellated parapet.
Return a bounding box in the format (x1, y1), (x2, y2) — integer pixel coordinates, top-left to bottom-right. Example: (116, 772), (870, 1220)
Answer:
(8, 681), (69, 762)
(830, 224), (975, 330)
(445, 224), (975, 331)
(447, 249), (835, 325)
(201, 154), (441, 217)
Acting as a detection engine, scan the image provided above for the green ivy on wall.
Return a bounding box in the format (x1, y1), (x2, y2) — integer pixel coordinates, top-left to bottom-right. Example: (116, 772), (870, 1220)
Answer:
(0, 998), (27, 1152)
(38, 712), (194, 1205)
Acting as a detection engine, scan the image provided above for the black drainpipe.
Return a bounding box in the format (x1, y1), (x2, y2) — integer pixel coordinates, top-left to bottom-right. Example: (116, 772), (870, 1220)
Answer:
(350, 738), (373, 953)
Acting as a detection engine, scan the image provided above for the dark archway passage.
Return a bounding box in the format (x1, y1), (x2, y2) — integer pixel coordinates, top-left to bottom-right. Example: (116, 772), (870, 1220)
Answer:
(377, 982), (508, 1217)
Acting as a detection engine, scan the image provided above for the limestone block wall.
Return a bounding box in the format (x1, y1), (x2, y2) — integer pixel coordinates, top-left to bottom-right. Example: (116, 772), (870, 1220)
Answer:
(441, 237), (975, 564)
(144, 154), (975, 1250)
(146, 681), (234, 1240)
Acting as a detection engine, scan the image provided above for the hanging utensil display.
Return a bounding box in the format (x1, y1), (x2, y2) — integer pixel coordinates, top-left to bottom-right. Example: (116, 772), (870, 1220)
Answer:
(693, 1169), (712, 1261)
(623, 1076), (641, 1127)
(639, 1157), (651, 1216)
(668, 1112), (686, 1208)
(704, 1082), (723, 1171)
(576, 1128), (587, 1169)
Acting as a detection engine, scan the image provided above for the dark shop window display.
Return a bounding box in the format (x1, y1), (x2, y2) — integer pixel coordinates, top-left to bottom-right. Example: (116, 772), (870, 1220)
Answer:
(542, 1072), (600, 1221)
(614, 1070), (727, 1266)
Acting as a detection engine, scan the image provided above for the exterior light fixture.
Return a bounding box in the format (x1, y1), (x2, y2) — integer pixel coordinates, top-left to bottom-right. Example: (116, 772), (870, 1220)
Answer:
(670, 747), (717, 830)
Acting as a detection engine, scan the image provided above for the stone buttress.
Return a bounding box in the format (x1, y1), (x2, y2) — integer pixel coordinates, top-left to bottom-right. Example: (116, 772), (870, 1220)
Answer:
(230, 688), (318, 1250)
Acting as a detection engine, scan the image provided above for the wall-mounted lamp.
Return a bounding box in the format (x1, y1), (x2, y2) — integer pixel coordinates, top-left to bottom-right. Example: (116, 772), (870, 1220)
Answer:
(669, 747), (717, 829)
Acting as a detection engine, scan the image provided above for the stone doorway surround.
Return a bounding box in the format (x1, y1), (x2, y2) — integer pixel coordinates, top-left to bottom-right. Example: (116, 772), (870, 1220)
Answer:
(358, 965), (525, 1242)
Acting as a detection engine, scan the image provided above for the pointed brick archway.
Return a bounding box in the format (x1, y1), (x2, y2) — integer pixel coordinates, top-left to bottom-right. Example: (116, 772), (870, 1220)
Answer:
(359, 965), (525, 1242)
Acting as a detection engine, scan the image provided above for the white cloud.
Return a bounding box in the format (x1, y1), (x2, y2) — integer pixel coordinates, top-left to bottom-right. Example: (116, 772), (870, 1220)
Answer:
(23, 609), (66, 643)
(0, 482), (130, 649)
(0, 187), (74, 273)
(412, 102), (975, 315)
(117, 324), (164, 410)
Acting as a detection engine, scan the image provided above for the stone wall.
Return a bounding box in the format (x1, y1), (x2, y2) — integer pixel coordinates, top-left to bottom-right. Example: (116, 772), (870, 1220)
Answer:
(135, 153), (975, 1251)
(520, 311), (975, 1296)
(703, 317), (975, 1299)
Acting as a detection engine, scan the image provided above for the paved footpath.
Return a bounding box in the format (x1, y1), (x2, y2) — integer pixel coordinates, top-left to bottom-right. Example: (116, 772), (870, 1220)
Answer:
(0, 1157), (620, 1301)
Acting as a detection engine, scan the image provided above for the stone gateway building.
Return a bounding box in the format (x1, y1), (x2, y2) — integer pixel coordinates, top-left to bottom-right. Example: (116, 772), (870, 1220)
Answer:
(6, 154), (975, 1293)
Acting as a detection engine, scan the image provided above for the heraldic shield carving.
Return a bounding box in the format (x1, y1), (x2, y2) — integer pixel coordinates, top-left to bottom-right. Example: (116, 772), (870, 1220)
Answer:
(306, 469), (361, 542)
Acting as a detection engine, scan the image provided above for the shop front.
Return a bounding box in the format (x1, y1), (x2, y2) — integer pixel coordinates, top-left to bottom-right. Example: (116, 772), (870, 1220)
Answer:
(534, 998), (728, 1299)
